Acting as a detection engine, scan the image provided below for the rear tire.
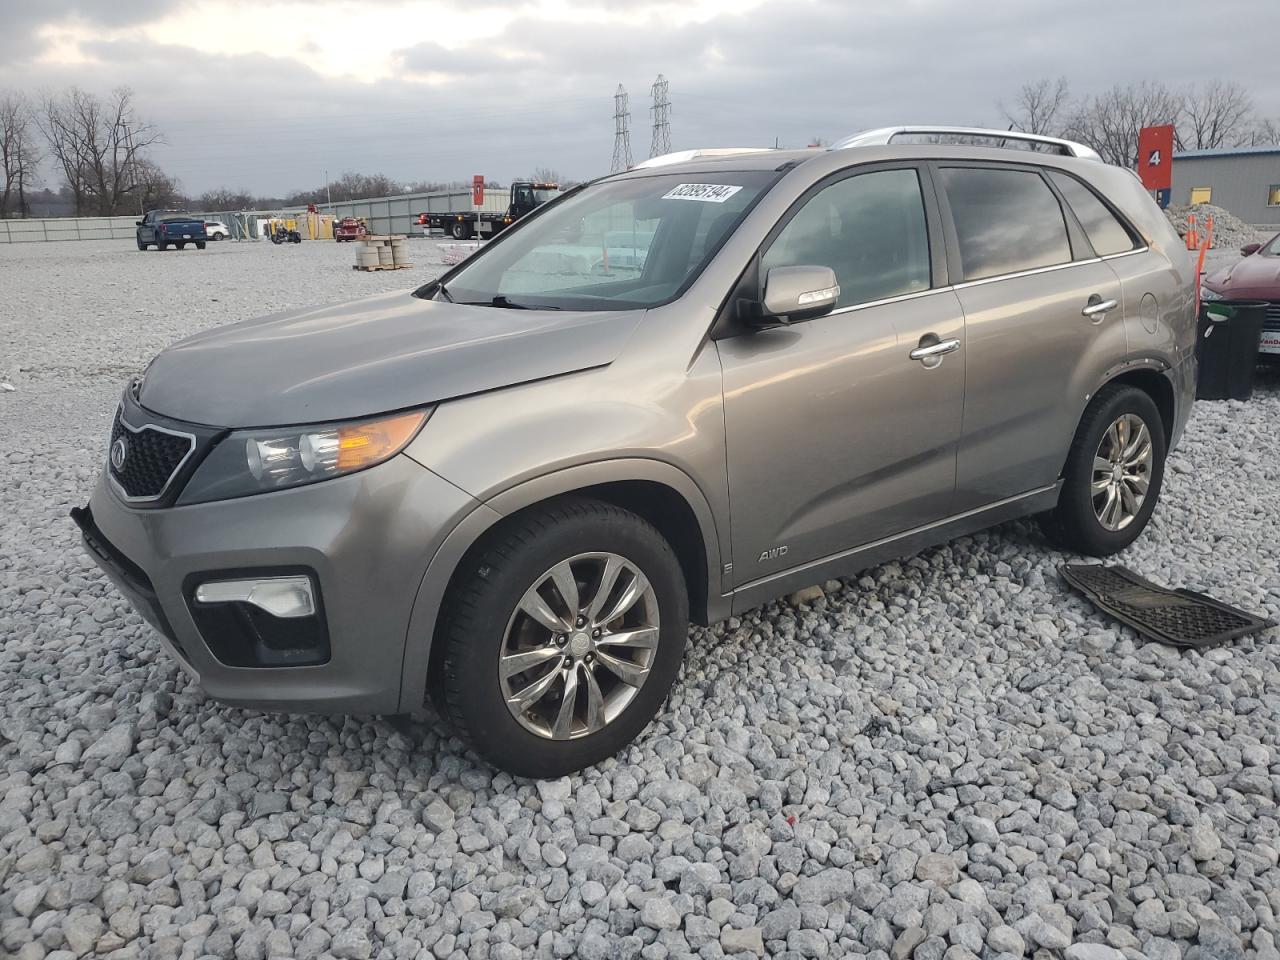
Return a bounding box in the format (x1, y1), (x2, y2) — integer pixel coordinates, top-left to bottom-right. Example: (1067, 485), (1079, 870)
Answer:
(1039, 383), (1166, 556)
(157, 240), (168, 251)
(136, 236), (146, 251)
(438, 497), (689, 778)
(450, 221), (468, 240)
(195, 241), (206, 250)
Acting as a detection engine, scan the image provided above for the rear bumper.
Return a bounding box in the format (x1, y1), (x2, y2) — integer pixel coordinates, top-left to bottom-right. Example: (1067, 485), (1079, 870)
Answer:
(1169, 352), (1197, 451)
(77, 454), (480, 714)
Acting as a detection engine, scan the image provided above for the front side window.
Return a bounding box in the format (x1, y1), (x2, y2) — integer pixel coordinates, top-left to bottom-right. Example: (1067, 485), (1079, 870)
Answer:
(761, 169), (931, 308)
(437, 171), (772, 310)
(1048, 171), (1136, 256)
(940, 167), (1071, 281)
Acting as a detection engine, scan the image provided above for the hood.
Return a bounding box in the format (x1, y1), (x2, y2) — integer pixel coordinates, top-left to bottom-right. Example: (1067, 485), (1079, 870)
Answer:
(1204, 251), (1280, 300)
(139, 290), (643, 427)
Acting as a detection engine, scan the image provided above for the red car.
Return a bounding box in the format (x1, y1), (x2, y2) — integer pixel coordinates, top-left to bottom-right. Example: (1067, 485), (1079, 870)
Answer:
(1202, 232), (1280, 361)
(334, 217), (369, 242)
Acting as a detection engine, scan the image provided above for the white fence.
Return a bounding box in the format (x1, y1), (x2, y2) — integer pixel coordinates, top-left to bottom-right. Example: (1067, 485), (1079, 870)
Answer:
(0, 186), (512, 243)
(0, 216), (140, 243)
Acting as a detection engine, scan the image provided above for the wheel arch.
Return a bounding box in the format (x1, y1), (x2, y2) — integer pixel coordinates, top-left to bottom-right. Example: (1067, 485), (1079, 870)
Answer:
(1055, 360), (1177, 484)
(398, 459), (727, 714)
(1100, 363), (1176, 448)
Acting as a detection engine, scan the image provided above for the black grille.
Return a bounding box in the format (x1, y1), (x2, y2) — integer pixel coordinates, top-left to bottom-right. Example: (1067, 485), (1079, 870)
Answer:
(1264, 301), (1280, 330)
(109, 409), (194, 500)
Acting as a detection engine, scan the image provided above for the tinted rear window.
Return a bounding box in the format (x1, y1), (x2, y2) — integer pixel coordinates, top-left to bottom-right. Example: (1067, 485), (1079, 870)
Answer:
(940, 167), (1071, 281)
(1048, 172), (1136, 256)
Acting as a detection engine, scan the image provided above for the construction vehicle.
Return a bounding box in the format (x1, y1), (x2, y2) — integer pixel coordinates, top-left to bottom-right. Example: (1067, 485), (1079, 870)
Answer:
(415, 181), (562, 240)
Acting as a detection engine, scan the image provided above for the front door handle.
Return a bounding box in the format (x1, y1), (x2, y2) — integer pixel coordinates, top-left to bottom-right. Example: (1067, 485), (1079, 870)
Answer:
(909, 338), (961, 366)
(1082, 296), (1118, 321)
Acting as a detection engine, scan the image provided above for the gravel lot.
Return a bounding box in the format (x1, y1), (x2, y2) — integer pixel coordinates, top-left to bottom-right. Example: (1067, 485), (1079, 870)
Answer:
(1, 238), (1278, 960)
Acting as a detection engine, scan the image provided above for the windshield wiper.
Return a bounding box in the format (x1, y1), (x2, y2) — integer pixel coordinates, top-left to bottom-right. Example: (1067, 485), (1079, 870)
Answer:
(460, 295), (560, 310)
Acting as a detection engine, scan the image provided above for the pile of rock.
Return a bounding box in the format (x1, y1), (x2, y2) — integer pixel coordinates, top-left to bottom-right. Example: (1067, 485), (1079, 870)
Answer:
(1164, 203), (1270, 249)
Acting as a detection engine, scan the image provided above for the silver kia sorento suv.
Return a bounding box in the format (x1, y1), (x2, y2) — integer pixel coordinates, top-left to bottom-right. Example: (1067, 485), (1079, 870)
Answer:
(76, 127), (1196, 777)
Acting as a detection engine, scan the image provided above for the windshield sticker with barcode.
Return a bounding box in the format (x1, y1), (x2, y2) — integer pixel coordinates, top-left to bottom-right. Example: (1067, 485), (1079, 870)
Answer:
(661, 183), (743, 203)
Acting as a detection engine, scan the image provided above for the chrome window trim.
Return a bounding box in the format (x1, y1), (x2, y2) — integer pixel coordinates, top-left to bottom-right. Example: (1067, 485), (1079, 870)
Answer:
(108, 411), (198, 504)
(825, 246), (1154, 312)
(827, 284), (955, 316)
(1101, 246), (1150, 261)
(952, 257), (1100, 290)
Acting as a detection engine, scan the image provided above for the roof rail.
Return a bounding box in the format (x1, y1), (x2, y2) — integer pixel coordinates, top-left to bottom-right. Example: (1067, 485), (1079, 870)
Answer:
(631, 148), (774, 170)
(830, 126), (1102, 162)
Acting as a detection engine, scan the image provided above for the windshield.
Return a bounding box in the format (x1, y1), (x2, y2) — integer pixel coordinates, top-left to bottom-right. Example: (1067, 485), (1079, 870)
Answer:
(533, 189), (562, 203)
(437, 171), (774, 310)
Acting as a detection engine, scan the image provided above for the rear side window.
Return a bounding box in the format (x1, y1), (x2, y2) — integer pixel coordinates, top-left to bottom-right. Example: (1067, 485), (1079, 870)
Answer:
(761, 168), (931, 308)
(1048, 172), (1136, 256)
(940, 167), (1071, 281)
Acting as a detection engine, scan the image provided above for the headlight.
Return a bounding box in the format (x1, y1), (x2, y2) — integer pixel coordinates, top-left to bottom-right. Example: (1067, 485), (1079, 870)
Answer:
(177, 409), (429, 504)
(1200, 285), (1225, 302)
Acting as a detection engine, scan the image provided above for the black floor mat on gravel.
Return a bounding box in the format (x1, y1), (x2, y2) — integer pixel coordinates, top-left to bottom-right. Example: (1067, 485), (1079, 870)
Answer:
(1061, 564), (1275, 650)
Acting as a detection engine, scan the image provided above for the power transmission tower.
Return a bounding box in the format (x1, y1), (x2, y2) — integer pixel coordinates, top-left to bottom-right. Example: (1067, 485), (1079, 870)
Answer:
(611, 85), (633, 173)
(649, 74), (671, 158)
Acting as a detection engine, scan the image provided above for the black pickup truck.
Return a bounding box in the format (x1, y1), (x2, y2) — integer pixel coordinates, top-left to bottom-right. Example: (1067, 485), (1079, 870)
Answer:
(137, 210), (208, 251)
(415, 181), (562, 240)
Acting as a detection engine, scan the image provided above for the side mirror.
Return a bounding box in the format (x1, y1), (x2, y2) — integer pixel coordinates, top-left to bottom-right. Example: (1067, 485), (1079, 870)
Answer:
(136, 220), (146, 226)
(1240, 242), (1261, 257)
(757, 265), (840, 325)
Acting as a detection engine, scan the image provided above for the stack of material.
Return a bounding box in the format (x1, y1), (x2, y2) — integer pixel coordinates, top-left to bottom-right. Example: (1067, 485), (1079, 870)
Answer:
(353, 235), (412, 271)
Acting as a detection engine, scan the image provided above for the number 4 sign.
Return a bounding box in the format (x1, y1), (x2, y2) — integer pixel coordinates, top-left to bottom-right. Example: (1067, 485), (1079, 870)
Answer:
(1138, 125), (1174, 192)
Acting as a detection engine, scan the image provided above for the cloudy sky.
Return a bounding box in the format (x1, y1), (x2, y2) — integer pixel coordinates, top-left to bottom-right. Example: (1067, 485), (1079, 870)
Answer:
(2, 0), (1275, 196)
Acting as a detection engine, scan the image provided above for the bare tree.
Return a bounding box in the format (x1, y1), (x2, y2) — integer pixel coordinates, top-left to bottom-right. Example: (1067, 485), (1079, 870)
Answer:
(1241, 117), (1280, 147)
(1000, 77), (1072, 136)
(38, 86), (164, 215)
(1, 90), (41, 217)
(197, 187), (257, 211)
(1178, 80), (1254, 150)
(131, 159), (186, 210)
(1063, 81), (1181, 167)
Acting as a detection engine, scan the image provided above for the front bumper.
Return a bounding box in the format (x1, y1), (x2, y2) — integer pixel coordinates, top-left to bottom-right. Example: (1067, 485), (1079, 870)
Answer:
(78, 453), (479, 714)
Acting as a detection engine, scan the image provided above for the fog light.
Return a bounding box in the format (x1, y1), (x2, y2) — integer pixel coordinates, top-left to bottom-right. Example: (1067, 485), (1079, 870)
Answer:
(195, 576), (315, 618)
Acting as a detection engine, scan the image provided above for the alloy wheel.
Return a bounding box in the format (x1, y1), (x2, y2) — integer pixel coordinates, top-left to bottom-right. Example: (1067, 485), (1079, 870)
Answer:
(1091, 412), (1153, 532)
(499, 552), (659, 740)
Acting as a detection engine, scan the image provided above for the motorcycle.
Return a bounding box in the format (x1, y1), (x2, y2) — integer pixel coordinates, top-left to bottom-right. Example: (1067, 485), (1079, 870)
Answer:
(270, 224), (302, 244)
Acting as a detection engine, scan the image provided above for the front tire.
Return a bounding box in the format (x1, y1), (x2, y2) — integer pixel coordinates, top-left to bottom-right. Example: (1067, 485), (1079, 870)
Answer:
(439, 498), (689, 778)
(1040, 383), (1166, 556)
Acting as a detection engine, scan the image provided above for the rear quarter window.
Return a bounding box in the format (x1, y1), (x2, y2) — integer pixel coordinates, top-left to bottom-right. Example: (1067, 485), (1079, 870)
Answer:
(940, 167), (1071, 282)
(1048, 172), (1137, 256)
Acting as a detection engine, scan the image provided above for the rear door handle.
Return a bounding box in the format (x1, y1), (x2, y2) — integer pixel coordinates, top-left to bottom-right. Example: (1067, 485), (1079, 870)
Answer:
(1082, 297), (1118, 320)
(909, 338), (961, 363)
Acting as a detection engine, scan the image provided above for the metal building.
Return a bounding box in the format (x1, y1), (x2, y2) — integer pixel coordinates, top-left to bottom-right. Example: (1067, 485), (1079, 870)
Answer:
(1170, 145), (1280, 226)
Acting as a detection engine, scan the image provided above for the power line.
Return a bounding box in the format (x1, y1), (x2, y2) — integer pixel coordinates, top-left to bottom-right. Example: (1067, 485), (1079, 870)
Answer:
(611, 84), (633, 173)
(649, 74), (671, 158)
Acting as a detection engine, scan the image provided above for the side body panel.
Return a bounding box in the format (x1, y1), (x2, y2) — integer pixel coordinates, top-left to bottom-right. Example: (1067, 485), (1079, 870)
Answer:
(716, 290), (965, 581)
(950, 261), (1127, 510)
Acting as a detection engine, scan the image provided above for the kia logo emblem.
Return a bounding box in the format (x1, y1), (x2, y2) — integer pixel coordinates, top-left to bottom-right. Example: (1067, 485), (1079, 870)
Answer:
(110, 437), (128, 471)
